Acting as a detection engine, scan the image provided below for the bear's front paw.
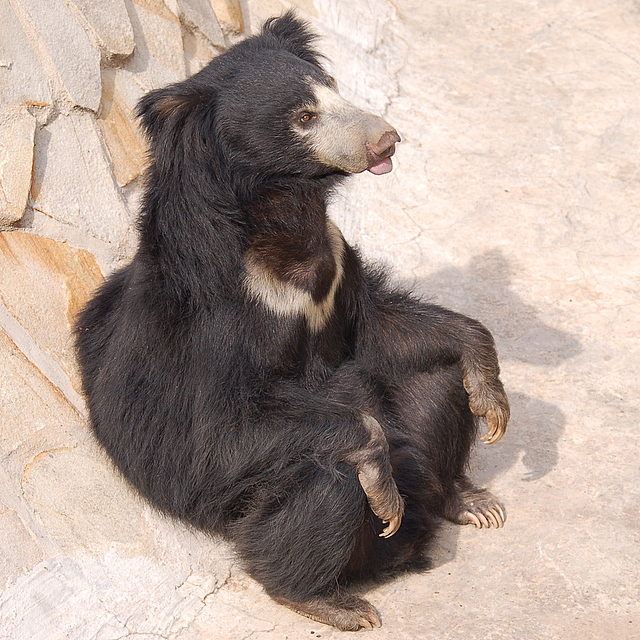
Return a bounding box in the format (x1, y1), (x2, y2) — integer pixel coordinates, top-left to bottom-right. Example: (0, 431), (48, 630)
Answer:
(348, 414), (404, 537)
(465, 377), (510, 444)
(357, 462), (404, 538)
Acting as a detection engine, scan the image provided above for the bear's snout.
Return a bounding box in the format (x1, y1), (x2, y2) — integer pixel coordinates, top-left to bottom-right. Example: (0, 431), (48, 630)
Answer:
(303, 83), (401, 175)
(367, 130), (401, 159)
(366, 129), (401, 175)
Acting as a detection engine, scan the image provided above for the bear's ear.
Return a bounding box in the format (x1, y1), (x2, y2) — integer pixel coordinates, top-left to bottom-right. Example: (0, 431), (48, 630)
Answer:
(136, 86), (206, 139)
(261, 10), (323, 67)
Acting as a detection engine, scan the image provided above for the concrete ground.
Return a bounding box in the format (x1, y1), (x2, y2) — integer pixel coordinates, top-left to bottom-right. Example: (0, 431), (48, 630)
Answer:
(1, 0), (639, 638)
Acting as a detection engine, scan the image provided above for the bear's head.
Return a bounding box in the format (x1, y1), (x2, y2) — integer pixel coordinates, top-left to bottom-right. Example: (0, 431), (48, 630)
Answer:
(136, 11), (400, 189)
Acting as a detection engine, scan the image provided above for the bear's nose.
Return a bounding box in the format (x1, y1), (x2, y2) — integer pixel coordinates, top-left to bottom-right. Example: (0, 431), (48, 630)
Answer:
(368, 130), (401, 158)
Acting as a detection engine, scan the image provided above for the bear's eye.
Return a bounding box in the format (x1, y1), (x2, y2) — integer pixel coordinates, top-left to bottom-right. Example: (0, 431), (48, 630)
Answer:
(299, 112), (316, 124)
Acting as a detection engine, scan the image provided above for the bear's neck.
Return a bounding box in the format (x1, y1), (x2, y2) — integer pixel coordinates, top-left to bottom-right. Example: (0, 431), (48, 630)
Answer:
(245, 179), (340, 303)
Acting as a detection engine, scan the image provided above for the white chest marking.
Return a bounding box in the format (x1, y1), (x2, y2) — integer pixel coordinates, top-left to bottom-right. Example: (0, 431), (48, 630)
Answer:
(243, 221), (345, 333)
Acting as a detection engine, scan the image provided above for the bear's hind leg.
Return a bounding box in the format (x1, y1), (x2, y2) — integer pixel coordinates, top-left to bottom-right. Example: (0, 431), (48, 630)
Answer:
(383, 367), (506, 530)
(444, 475), (506, 529)
(232, 461), (383, 630)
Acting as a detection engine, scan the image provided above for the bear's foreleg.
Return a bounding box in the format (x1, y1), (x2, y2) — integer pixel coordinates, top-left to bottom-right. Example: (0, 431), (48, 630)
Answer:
(354, 277), (510, 443)
(345, 414), (404, 538)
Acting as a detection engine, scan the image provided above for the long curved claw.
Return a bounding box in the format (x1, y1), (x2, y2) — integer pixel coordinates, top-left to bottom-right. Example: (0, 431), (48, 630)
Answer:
(380, 514), (402, 538)
(491, 507), (505, 528)
(356, 466), (405, 538)
(464, 511), (482, 528)
(358, 603), (382, 629)
(480, 407), (508, 444)
(351, 415), (404, 539)
(459, 501), (506, 529)
(478, 510), (491, 528)
(359, 617), (373, 630)
(485, 508), (500, 528)
(466, 374), (510, 444)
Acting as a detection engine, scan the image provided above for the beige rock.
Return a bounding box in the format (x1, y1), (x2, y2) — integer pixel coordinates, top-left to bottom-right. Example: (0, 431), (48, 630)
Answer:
(0, 503), (44, 587)
(245, 0), (290, 30)
(0, 232), (103, 396)
(314, 0), (401, 113)
(0, 0), (52, 108)
(0, 233), (103, 581)
(0, 552), (225, 640)
(64, 0), (136, 61)
(30, 112), (132, 245)
(209, 0), (245, 34)
(0, 557), (129, 640)
(182, 28), (220, 75)
(0, 105), (36, 227)
(0, 313), (88, 572)
(132, 0), (180, 21)
(125, 0), (187, 90)
(178, 0), (225, 50)
(11, 0), (102, 112)
(0, 325), (84, 466)
(97, 68), (147, 187)
(22, 448), (154, 556)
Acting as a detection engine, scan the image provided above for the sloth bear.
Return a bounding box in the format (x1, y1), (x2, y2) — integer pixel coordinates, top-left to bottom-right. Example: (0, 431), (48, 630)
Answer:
(76, 12), (509, 631)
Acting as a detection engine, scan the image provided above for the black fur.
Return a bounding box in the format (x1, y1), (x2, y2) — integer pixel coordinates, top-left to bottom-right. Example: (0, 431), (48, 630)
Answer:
(76, 12), (508, 628)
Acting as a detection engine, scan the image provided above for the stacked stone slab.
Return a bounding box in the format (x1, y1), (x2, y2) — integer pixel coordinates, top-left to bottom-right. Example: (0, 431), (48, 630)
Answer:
(0, 0), (244, 260)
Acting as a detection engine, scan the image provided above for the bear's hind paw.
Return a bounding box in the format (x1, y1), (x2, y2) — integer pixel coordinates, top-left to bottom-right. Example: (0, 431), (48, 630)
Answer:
(446, 478), (506, 529)
(274, 593), (382, 631)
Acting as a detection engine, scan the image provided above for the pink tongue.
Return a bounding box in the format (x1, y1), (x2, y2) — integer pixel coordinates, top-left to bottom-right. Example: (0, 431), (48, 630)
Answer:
(367, 157), (393, 175)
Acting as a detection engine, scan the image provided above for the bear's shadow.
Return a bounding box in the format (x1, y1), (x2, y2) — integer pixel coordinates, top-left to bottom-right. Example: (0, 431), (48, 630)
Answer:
(399, 248), (577, 569)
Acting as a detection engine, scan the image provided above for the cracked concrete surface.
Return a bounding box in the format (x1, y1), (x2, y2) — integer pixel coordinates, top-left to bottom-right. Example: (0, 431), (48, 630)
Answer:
(1, 0), (639, 638)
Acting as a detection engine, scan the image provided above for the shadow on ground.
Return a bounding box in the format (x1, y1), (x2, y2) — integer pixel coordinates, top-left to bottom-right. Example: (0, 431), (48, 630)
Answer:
(405, 249), (576, 568)
(412, 248), (582, 366)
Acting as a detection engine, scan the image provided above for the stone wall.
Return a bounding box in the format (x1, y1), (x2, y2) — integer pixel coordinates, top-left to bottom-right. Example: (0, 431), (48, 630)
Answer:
(1, 0), (246, 269)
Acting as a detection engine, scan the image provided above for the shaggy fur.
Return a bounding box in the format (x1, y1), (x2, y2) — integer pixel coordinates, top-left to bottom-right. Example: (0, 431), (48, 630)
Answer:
(76, 13), (509, 630)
